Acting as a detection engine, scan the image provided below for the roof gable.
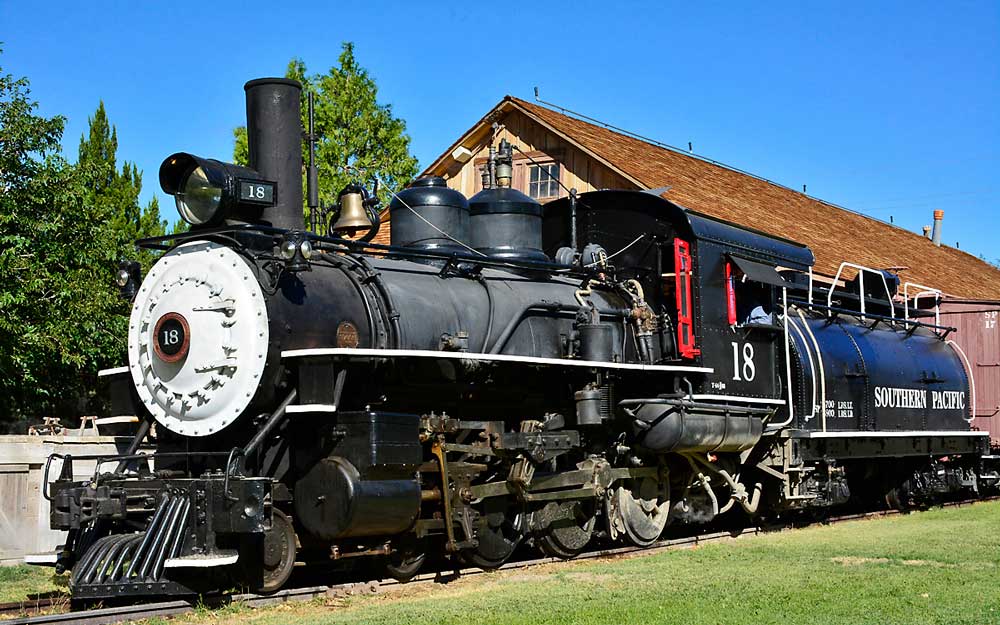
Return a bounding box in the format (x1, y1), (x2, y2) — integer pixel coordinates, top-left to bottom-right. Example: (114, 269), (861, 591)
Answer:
(424, 96), (1000, 300)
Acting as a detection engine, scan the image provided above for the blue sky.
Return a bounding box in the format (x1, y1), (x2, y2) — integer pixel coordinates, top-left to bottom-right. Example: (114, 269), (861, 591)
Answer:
(3, 1), (998, 262)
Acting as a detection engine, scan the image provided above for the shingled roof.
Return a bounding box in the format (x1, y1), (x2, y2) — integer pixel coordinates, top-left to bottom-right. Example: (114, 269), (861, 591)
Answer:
(421, 96), (1000, 300)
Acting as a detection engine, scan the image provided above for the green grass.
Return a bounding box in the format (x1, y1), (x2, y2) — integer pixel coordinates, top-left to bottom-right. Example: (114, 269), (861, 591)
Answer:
(171, 501), (1000, 625)
(0, 565), (68, 603)
(6, 501), (987, 624)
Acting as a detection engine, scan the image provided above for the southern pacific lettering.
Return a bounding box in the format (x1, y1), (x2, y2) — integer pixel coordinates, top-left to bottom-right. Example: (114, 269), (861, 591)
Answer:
(874, 387), (966, 410)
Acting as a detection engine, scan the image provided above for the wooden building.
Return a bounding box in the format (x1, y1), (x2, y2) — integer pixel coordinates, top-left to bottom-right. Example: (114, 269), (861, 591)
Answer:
(376, 95), (1000, 301)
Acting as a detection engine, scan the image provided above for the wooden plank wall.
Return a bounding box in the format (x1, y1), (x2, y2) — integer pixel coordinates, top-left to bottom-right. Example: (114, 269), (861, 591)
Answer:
(439, 110), (636, 199)
(0, 436), (128, 565)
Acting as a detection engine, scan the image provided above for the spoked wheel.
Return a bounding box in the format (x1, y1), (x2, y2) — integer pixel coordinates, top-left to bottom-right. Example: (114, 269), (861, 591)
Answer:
(606, 477), (671, 547)
(257, 509), (297, 593)
(531, 500), (596, 559)
(461, 497), (525, 569)
(386, 539), (427, 582)
(885, 486), (911, 511)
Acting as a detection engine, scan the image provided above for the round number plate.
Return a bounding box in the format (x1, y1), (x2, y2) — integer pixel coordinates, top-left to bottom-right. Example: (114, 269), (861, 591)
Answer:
(153, 312), (190, 363)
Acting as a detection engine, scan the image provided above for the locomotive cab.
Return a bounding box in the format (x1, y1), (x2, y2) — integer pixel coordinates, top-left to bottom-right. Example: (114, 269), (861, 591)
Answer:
(543, 189), (812, 404)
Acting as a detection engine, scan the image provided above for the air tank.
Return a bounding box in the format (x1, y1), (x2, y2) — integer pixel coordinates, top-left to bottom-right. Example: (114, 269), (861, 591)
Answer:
(468, 187), (549, 262)
(388, 177), (470, 254)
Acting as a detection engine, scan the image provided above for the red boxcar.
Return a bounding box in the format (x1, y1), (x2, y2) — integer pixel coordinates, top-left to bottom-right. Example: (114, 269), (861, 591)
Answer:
(938, 299), (1000, 447)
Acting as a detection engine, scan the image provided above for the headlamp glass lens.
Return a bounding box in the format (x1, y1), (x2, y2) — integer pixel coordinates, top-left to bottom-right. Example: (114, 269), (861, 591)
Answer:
(280, 240), (298, 260)
(176, 166), (222, 225)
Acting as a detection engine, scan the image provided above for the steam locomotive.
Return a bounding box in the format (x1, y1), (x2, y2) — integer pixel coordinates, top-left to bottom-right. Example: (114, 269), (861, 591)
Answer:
(38, 78), (996, 600)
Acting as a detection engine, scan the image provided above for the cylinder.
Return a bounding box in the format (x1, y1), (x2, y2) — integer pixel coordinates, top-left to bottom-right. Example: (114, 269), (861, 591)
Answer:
(244, 78), (303, 230)
(294, 456), (421, 540)
(468, 187), (548, 262)
(389, 177), (470, 253)
(575, 388), (603, 426)
(932, 209), (943, 247)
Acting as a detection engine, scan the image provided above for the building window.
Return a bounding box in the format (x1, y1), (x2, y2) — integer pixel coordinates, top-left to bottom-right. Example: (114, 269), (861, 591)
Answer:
(528, 163), (560, 199)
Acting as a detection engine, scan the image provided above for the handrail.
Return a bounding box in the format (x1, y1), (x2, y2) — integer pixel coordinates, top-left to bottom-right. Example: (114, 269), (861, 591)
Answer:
(946, 340), (977, 424)
(796, 307), (828, 431)
(791, 306), (826, 431)
(770, 287), (796, 429)
(827, 262), (896, 321)
(789, 299), (956, 334)
(785, 313), (818, 427)
(903, 281), (942, 326)
(134, 223), (602, 279)
(807, 267), (814, 307)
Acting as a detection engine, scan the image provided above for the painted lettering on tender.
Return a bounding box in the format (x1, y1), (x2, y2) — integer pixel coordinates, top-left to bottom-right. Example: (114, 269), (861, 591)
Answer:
(872, 386), (966, 411)
(931, 390), (966, 410)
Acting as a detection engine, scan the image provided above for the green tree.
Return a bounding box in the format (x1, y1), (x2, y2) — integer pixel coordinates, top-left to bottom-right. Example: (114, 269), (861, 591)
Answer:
(0, 55), (167, 429)
(0, 63), (122, 428)
(234, 43), (419, 220)
(78, 101), (168, 270)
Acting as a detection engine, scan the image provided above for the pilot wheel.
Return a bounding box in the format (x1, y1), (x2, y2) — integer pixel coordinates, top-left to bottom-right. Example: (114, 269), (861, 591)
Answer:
(258, 509), (297, 593)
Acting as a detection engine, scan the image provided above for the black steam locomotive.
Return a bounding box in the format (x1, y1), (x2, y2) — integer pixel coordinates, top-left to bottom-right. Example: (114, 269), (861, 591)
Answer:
(38, 78), (996, 599)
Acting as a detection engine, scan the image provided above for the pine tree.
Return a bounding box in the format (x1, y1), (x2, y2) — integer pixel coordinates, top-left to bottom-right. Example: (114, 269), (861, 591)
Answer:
(233, 43), (419, 221)
(78, 101), (167, 270)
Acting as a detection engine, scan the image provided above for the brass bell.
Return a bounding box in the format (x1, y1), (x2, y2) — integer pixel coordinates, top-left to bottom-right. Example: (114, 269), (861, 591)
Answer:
(331, 191), (372, 233)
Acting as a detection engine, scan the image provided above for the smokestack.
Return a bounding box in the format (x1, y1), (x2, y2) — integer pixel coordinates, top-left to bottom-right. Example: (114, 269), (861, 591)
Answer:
(244, 78), (303, 230)
(931, 209), (943, 247)
(922, 225), (932, 238)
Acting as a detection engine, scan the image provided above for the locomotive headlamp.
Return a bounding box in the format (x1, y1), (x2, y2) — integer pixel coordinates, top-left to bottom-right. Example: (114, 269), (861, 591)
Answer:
(159, 152), (276, 226)
(280, 239), (298, 260)
(116, 260), (142, 302)
(278, 232), (312, 272)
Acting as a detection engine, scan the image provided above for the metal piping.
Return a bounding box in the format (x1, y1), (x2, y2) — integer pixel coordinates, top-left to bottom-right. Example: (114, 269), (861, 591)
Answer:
(114, 419), (151, 474)
(244, 389), (298, 459)
(619, 397), (774, 415)
(489, 300), (626, 355)
(684, 456), (719, 519)
(479, 277), (495, 352)
(688, 454), (762, 514)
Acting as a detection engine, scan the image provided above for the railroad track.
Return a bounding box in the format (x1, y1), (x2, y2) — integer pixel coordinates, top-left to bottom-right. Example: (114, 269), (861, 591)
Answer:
(3, 497), (994, 625)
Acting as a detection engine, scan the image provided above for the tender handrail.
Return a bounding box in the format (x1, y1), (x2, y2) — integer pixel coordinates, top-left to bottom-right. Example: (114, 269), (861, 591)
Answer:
(946, 340), (977, 424)
(796, 307), (828, 431)
(827, 262), (896, 321)
(903, 281), (942, 326)
(785, 314), (817, 426)
(789, 300), (956, 334)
